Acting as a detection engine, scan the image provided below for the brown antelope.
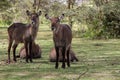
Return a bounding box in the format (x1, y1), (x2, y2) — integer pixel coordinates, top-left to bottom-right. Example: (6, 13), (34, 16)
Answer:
(7, 10), (41, 63)
(18, 42), (42, 59)
(45, 14), (72, 69)
(49, 47), (78, 62)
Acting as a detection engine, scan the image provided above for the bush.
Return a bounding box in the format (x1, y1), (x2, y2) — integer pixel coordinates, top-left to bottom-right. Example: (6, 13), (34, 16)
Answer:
(84, 1), (120, 39)
(102, 1), (120, 38)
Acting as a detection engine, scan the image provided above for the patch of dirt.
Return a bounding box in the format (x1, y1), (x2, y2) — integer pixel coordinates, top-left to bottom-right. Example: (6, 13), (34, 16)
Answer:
(42, 73), (58, 79)
(0, 60), (7, 65)
(91, 71), (116, 80)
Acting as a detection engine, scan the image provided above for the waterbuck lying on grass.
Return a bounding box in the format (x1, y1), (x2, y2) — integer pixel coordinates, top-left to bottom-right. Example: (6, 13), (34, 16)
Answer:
(49, 47), (78, 62)
(7, 10), (41, 63)
(18, 42), (42, 59)
(45, 14), (72, 69)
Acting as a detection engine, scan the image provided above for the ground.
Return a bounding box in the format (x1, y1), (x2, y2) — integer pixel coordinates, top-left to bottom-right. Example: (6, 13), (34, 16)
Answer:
(0, 24), (120, 80)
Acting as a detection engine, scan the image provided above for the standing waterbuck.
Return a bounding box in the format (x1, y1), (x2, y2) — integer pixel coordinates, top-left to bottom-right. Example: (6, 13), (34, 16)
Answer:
(45, 14), (72, 69)
(7, 10), (41, 63)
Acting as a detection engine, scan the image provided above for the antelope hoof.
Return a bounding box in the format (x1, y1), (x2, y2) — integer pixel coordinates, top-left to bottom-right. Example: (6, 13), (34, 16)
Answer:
(26, 60), (29, 63)
(6, 59), (11, 64)
(55, 63), (58, 69)
(30, 59), (33, 63)
(62, 64), (66, 69)
(67, 62), (70, 67)
(55, 65), (58, 69)
(13, 59), (17, 62)
(67, 64), (70, 67)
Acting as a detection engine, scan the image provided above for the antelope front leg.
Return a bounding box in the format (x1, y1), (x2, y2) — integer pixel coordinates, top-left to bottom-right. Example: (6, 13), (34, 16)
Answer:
(55, 46), (59, 69)
(7, 40), (13, 63)
(12, 43), (18, 62)
(25, 42), (29, 63)
(67, 48), (70, 67)
(29, 41), (33, 63)
(62, 47), (66, 69)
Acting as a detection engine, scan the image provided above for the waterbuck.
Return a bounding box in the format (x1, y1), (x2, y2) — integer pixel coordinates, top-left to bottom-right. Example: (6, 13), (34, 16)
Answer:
(18, 42), (42, 59)
(45, 14), (72, 69)
(49, 47), (78, 62)
(7, 10), (41, 63)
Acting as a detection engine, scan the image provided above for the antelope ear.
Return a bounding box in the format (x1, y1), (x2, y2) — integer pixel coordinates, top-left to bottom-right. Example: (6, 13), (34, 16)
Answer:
(59, 14), (64, 20)
(26, 10), (31, 16)
(45, 14), (50, 20)
(38, 11), (42, 16)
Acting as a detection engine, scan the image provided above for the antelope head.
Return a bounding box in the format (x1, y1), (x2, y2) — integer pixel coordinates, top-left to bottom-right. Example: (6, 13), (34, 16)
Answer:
(45, 14), (64, 31)
(26, 10), (41, 26)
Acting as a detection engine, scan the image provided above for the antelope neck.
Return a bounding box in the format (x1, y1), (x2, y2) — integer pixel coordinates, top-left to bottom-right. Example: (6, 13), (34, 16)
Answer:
(28, 19), (39, 38)
(34, 19), (39, 28)
(53, 24), (60, 34)
(30, 19), (39, 29)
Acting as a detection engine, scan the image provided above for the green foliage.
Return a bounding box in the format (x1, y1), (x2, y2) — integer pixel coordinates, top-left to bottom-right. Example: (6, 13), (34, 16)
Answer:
(102, 1), (120, 38)
(0, 0), (12, 25)
(0, 0), (119, 39)
(0, 0), (11, 11)
(79, 0), (120, 39)
(50, 1), (66, 16)
(0, 12), (13, 25)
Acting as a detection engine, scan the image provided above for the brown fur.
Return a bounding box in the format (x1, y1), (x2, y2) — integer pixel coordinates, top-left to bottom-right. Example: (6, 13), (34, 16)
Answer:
(18, 42), (42, 59)
(49, 48), (78, 62)
(45, 14), (72, 69)
(7, 10), (41, 63)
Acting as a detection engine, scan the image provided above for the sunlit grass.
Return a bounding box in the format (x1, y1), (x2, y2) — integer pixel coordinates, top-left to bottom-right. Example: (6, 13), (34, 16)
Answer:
(0, 24), (120, 80)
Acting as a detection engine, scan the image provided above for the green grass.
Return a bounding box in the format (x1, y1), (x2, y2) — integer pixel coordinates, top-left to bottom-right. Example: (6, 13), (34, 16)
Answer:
(0, 24), (120, 80)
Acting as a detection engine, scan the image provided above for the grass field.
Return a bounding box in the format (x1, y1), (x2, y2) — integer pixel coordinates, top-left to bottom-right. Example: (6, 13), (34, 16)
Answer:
(0, 24), (120, 80)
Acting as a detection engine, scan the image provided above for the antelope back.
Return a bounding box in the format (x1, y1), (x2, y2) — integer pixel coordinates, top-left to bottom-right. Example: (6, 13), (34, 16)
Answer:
(8, 10), (41, 43)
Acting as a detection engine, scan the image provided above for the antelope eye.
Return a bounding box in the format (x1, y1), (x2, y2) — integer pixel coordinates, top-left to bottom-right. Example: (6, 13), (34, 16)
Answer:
(51, 26), (54, 31)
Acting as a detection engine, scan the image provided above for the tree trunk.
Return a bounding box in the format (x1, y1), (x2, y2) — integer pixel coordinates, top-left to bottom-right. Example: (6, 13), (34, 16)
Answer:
(68, 0), (73, 28)
(33, 0), (41, 12)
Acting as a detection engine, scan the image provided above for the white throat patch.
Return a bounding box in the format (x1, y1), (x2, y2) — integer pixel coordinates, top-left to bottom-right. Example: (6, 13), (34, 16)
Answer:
(53, 28), (56, 32)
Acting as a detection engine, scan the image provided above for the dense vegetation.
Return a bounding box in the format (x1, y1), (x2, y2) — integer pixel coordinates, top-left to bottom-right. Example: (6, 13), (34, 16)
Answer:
(0, 0), (120, 39)
(83, 0), (120, 39)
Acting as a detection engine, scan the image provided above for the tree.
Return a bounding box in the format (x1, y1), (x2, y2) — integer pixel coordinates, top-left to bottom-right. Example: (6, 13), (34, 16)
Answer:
(84, 0), (120, 39)
(0, 0), (11, 11)
(67, 0), (76, 28)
